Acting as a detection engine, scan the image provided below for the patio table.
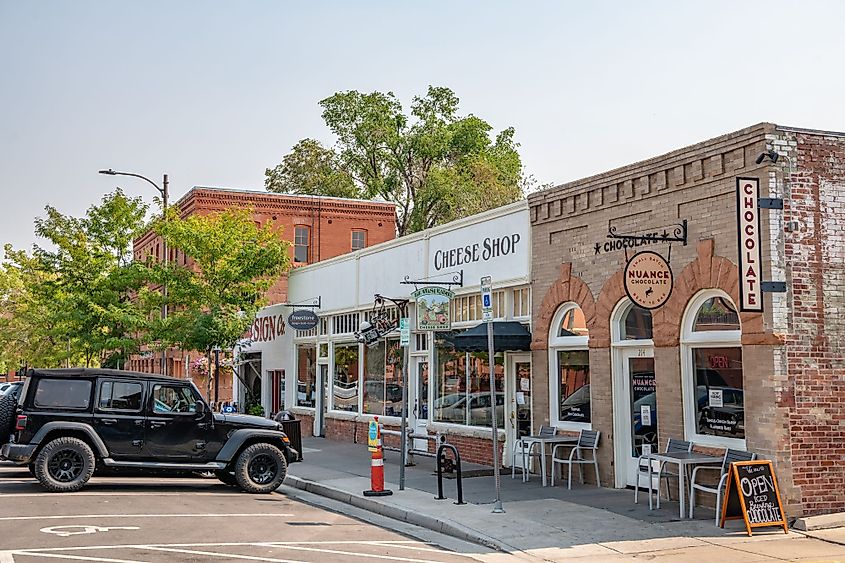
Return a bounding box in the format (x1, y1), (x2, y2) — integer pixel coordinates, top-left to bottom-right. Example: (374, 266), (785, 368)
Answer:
(646, 451), (722, 518)
(519, 435), (579, 486)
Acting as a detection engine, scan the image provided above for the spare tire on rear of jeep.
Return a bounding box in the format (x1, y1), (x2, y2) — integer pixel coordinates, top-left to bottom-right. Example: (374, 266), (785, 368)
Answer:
(0, 394), (17, 447)
(234, 442), (287, 494)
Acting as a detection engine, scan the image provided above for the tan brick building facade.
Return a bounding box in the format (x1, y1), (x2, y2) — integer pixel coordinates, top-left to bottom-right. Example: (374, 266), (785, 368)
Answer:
(529, 123), (845, 517)
(127, 187), (397, 399)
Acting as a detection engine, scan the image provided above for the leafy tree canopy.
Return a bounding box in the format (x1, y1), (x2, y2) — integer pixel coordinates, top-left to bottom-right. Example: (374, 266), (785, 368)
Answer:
(153, 207), (292, 355)
(2, 189), (151, 368)
(265, 86), (527, 236)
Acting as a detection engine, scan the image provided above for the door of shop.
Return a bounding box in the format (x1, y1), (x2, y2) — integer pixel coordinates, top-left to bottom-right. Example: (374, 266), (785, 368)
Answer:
(411, 359), (429, 451)
(618, 348), (657, 487)
(504, 354), (532, 468)
(313, 363), (328, 437)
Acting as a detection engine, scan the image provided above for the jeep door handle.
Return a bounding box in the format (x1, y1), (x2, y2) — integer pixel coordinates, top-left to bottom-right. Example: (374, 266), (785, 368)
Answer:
(132, 440), (143, 447)
(196, 441), (207, 450)
(101, 419), (118, 425)
(150, 421), (167, 428)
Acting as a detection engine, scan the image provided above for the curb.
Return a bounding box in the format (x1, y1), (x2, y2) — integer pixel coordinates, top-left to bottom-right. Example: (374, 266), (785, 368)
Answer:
(794, 511), (845, 531)
(284, 475), (513, 552)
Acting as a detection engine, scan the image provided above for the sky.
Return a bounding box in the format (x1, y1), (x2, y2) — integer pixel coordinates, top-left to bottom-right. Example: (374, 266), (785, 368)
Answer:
(2, 1), (844, 252)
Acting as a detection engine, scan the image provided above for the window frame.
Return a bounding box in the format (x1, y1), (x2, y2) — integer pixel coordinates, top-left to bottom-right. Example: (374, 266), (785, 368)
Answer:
(149, 383), (201, 416)
(33, 378), (93, 410)
(97, 379), (145, 413)
(680, 289), (746, 449)
(294, 225), (310, 263)
(547, 302), (591, 430)
(351, 229), (367, 251)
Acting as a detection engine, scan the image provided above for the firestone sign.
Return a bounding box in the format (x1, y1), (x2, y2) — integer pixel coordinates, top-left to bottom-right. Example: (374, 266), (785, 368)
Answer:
(736, 177), (763, 312)
(623, 251), (673, 310)
(251, 313), (286, 342)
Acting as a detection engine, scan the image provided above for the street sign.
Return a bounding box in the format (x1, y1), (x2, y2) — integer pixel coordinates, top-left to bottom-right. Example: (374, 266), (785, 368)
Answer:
(399, 318), (410, 347)
(480, 276), (493, 322)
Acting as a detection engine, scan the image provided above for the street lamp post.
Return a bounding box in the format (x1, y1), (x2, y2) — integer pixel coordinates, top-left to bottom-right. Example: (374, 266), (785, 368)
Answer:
(99, 169), (169, 375)
(213, 346), (221, 406)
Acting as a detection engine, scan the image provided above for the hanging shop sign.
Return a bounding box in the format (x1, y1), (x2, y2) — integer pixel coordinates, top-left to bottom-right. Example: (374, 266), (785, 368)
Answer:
(736, 177), (763, 312)
(623, 251), (673, 310)
(412, 286), (454, 331)
(287, 309), (319, 331)
(720, 460), (788, 536)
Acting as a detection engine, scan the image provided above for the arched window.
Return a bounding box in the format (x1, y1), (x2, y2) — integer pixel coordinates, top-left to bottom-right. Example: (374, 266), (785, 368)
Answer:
(681, 290), (745, 448)
(611, 300), (653, 342)
(548, 303), (590, 428)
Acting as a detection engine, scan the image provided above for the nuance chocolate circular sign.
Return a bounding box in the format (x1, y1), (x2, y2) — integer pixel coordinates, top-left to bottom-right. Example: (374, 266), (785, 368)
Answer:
(623, 251), (673, 310)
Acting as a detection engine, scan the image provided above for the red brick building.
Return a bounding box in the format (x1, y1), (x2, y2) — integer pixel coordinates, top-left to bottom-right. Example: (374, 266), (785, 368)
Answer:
(529, 123), (845, 517)
(127, 187), (396, 397)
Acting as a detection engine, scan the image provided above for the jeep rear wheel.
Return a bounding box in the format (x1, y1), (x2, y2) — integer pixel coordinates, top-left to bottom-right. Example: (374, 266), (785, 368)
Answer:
(0, 394), (16, 447)
(234, 443), (287, 494)
(34, 437), (96, 492)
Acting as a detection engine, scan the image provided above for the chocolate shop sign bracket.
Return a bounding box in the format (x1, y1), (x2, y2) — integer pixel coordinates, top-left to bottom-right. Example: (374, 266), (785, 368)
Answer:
(602, 220), (688, 261)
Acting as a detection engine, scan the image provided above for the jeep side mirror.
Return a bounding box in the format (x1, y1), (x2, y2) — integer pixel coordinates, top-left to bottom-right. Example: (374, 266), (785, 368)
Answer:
(194, 401), (207, 416)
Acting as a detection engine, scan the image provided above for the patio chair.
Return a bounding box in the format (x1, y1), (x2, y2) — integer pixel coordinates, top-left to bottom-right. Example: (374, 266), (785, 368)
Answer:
(550, 429), (601, 489)
(634, 438), (693, 508)
(511, 425), (556, 481)
(688, 448), (756, 524)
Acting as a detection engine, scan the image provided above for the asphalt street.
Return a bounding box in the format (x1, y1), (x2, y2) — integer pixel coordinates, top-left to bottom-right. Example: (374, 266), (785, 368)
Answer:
(0, 462), (487, 563)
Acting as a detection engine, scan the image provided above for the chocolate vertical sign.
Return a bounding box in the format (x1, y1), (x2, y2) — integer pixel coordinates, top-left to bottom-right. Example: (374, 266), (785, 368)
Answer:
(736, 177), (763, 312)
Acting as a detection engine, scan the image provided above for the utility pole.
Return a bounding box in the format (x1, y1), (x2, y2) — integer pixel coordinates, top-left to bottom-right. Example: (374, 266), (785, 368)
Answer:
(161, 174), (169, 375)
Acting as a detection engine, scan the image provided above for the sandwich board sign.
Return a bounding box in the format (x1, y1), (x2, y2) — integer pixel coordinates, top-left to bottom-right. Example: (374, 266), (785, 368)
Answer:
(720, 460), (788, 536)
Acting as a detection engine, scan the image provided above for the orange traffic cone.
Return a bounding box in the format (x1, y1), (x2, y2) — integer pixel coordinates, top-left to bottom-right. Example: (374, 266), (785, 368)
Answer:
(363, 445), (393, 497)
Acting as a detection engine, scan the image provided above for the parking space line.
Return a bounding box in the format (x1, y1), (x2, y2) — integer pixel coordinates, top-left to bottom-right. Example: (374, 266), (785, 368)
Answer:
(8, 552), (146, 563)
(0, 513), (293, 522)
(141, 546), (304, 563)
(257, 543), (439, 562)
(0, 492), (224, 498)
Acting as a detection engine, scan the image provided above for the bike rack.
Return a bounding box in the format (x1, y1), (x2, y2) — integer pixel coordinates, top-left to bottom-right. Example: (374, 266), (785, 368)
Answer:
(435, 442), (466, 505)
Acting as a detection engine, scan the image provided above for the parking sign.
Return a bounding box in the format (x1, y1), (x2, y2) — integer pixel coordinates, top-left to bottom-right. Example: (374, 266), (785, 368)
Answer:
(480, 276), (493, 322)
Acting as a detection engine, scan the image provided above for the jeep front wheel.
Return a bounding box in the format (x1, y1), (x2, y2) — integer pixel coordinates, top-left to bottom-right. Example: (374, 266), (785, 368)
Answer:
(234, 443), (287, 494)
(33, 437), (96, 493)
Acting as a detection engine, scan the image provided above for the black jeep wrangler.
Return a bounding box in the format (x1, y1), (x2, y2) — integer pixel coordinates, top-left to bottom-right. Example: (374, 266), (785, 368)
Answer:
(0, 368), (298, 494)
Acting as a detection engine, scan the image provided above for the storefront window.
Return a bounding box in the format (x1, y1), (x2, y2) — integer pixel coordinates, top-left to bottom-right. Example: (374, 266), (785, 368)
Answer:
(434, 340), (465, 424)
(332, 343), (359, 412)
(433, 338), (504, 427)
(682, 290), (744, 446)
(693, 347), (744, 439)
(296, 345), (316, 408)
(549, 303), (591, 427)
(363, 340), (403, 417)
(557, 350), (590, 422)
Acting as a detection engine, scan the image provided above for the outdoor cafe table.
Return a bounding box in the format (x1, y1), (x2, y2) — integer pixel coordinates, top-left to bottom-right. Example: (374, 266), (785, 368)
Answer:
(646, 451), (722, 518)
(520, 434), (579, 486)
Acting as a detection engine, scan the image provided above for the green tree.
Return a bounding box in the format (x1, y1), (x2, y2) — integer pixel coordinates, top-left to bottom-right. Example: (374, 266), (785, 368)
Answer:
(265, 86), (526, 236)
(153, 208), (291, 396)
(2, 189), (151, 368)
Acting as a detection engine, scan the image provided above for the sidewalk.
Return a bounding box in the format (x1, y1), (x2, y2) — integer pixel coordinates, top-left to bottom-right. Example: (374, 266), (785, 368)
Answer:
(285, 437), (845, 562)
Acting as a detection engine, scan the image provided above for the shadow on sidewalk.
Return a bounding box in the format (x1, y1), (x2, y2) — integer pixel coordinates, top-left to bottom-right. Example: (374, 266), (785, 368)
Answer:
(288, 436), (787, 552)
